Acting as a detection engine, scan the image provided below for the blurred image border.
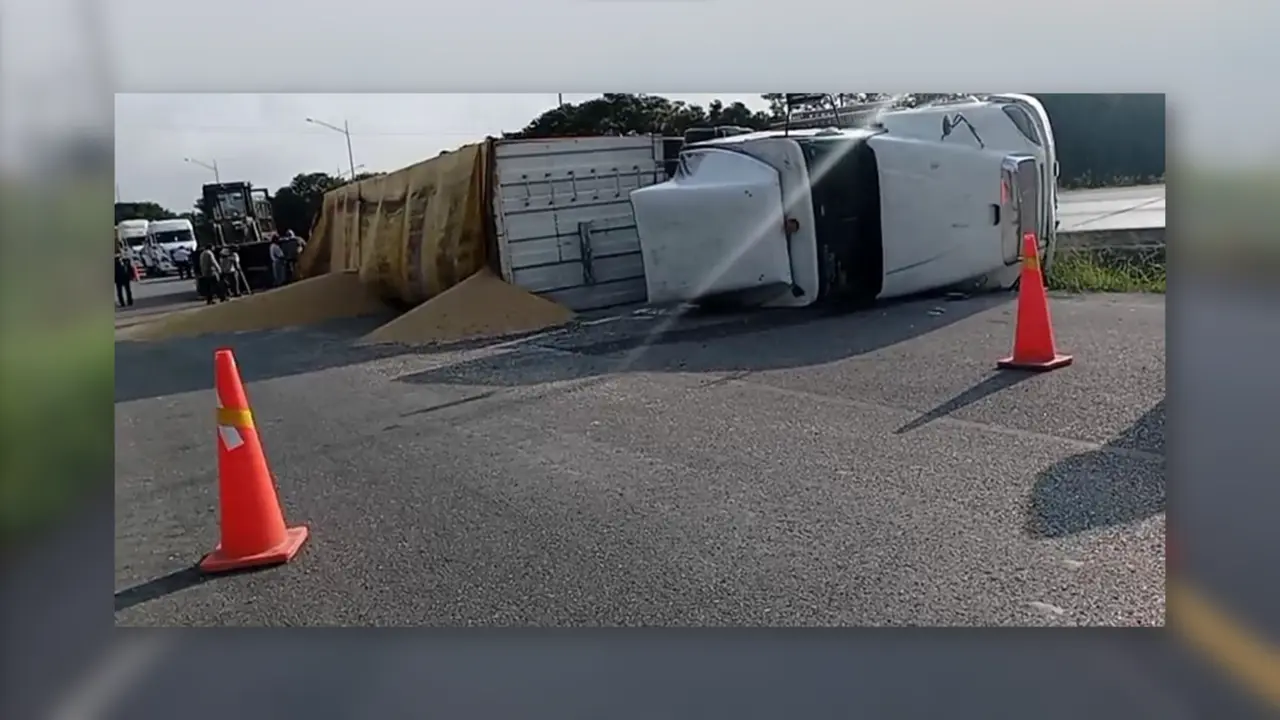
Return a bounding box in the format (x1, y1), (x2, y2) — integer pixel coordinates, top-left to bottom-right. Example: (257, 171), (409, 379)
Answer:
(3, 0), (1277, 717)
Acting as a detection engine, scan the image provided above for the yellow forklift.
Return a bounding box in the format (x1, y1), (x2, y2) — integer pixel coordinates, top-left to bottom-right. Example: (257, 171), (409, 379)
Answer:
(197, 182), (282, 290)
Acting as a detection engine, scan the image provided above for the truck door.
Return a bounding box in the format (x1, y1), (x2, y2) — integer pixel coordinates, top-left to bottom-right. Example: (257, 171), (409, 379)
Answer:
(1000, 155), (1040, 265)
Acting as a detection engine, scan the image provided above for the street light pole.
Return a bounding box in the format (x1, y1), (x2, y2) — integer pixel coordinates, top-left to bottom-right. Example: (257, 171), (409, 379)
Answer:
(184, 157), (220, 184)
(306, 117), (357, 181)
(343, 119), (356, 181)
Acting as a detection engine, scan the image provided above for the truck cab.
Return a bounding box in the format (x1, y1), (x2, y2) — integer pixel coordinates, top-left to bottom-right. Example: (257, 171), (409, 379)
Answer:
(116, 219), (175, 277)
(629, 94), (1057, 309)
(147, 218), (198, 268)
(148, 218), (197, 251)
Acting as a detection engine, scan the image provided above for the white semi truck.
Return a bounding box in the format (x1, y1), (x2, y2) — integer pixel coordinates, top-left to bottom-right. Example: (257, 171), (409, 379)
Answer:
(115, 219), (151, 270)
(629, 94), (1058, 309)
(116, 218), (176, 277)
(147, 218), (198, 269)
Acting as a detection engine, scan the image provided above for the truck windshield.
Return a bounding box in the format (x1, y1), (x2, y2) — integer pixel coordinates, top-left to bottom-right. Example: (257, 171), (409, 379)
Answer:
(124, 237), (146, 249)
(153, 230), (195, 245)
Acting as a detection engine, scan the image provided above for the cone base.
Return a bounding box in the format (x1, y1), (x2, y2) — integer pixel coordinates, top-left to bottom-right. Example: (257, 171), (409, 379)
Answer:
(199, 525), (309, 575)
(997, 353), (1074, 372)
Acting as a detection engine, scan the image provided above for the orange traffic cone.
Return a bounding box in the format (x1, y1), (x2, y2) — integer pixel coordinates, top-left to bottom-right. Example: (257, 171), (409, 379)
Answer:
(997, 233), (1073, 372)
(199, 348), (309, 574)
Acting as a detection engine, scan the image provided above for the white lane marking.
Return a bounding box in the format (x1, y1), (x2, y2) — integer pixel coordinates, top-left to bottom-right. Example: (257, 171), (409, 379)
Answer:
(49, 635), (173, 720)
(1029, 601), (1067, 617)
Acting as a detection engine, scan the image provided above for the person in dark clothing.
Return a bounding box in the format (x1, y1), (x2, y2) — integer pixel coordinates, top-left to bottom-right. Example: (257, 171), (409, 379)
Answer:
(281, 230), (301, 284)
(114, 254), (135, 307)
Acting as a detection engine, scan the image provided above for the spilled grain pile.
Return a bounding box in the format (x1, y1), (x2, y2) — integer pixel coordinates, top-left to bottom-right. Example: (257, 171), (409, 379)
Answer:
(362, 268), (574, 346)
(121, 272), (391, 341)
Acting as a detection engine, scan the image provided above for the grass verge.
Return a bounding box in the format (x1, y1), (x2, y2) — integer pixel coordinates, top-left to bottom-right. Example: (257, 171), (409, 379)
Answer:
(0, 319), (113, 547)
(1047, 246), (1166, 294)
(0, 178), (114, 547)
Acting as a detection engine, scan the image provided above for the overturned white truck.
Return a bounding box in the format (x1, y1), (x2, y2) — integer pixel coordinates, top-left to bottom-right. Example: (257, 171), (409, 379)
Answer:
(629, 94), (1058, 308)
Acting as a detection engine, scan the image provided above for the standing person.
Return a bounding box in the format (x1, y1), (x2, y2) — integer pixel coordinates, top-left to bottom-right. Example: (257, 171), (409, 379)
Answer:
(232, 248), (252, 295)
(198, 245), (226, 304)
(281, 229), (301, 284)
(269, 235), (286, 287)
(114, 254), (135, 307)
(172, 245), (192, 279)
(219, 249), (239, 297)
(222, 248), (249, 297)
(294, 234), (307, 273)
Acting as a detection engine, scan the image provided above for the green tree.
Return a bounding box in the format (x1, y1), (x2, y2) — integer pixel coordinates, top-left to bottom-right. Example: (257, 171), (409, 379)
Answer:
(271, 172), (342, 235)
(114, 201), (176, 224)
(505, 94), (775, 140)
(1033, 93), (1166, 187)
(270, 170), (381, 236)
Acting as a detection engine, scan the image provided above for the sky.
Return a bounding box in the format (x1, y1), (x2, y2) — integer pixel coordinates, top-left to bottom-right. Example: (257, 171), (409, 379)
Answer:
(6, 0), (1276, 205)
(114, 94), (771, 211)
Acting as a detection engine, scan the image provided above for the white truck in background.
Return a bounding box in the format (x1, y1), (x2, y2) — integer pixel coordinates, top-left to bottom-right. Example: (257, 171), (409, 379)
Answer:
(115, 219), (151, 271)
(147, 218), (198, 267)
(115, 218), (177, 277)
(629, 94), (1059, 309)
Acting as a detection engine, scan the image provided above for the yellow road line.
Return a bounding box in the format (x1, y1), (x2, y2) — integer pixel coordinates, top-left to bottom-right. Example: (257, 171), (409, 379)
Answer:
(1169, 578), (1280, 709)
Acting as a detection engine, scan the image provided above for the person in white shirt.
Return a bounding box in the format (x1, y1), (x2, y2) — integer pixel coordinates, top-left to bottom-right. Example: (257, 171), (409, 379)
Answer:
(220, 248), (250, 297)
(171, 246), (192, 279)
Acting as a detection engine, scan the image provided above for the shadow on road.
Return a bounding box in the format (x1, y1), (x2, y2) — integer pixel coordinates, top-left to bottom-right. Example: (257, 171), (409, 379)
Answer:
(894, 371), (1036, 434)
(114, 562), (286, 614)
(1025, 398), (1166, 539)
(114, 566), (209, 612)
(114, 313), (407, 404)
(117, 287), (197, 313)
(116, 289), (1014, 406)
(396, 292), (1014, 389)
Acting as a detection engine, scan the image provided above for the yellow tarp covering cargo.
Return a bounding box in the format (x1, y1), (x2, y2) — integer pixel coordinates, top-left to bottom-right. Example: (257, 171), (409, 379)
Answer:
(300, 140), (494, 306)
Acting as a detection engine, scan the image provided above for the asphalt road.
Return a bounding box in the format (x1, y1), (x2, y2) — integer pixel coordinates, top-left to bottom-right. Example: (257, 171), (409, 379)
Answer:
(115, 292), (1165, 628)
(115, 275), (203, 334)
(86, 287), (1280, 717)
(1058, 184), (1166, 234)
(0, 282), (1250, 717)
(85, 188), (1280, 715)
